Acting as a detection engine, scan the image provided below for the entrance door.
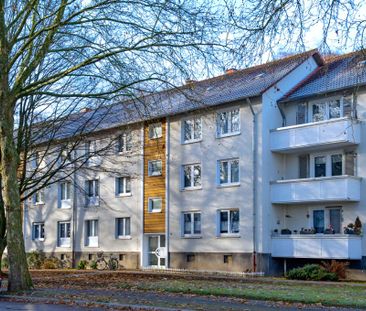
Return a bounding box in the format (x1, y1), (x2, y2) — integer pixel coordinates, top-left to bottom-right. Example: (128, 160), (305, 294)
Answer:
(148, 235), (166, 268)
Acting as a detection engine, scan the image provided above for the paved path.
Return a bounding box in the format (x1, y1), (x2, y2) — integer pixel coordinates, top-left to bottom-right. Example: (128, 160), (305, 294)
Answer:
(1, 287), (362, 311)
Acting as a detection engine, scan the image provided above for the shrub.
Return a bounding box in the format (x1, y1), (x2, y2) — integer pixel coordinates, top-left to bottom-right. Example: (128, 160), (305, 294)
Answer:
(27, 250), (46, 269)
(77, 260), (88, 270)
(89, 260), (97, 270)
(287, 264), (338, 281)
(42, 257), (61, 269)
(321, 260), (349, 279)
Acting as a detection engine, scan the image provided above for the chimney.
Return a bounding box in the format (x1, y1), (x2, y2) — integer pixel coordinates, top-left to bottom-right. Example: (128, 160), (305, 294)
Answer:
(80, 107), (93, 113)
(225, 68), (237, 74)
(185, 78), (196, 85)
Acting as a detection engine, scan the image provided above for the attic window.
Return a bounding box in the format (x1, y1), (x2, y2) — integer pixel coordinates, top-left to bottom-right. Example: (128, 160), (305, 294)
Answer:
(357, 60), (366, 67)
(253, 72), (265, 80)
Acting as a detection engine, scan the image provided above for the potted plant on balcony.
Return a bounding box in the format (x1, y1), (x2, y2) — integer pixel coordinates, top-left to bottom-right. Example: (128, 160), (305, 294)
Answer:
(354, 217), (362, 235)
(344, 223), (355, 235)
(324, 225), (335, 234)
(300, 228), (316, 234)
(281, 228), (291, 235)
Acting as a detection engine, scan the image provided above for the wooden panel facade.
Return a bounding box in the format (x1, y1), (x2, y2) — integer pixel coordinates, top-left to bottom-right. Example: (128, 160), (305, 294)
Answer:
(143, 119), (166, 233)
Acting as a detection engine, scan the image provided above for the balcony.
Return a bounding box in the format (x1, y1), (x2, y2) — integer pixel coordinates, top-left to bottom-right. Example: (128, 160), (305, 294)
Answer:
(270, 118), (360, 153)
(272, 235), (362, 259)
(271, 176), (361, 204)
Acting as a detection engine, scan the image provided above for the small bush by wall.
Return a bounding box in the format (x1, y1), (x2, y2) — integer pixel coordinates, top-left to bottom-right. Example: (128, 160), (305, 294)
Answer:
(287, 264), (338, 281)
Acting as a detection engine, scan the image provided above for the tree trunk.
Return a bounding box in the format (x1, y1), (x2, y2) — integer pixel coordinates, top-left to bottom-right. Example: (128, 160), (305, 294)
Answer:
(0, 181), (7, 276)
(0, 97), (32, 290)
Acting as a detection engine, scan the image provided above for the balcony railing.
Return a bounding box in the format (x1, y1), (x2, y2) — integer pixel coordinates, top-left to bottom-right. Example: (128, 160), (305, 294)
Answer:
(271, 175), (361, 204)
(270, 117), (360, 152)
(272, 235), (362, 259)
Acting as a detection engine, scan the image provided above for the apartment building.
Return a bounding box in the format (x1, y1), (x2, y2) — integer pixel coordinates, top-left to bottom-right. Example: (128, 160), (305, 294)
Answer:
(23, 49), (366, 274)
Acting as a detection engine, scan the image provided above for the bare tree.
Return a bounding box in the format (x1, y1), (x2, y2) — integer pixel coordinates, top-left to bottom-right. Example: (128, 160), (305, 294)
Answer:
(0, 0), (247, 291)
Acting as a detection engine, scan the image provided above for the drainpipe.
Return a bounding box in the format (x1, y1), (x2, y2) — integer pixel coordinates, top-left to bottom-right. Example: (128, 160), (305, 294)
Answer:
(140, 125), (145, 268)
(165, 117), (170, 268)
(71, 151), (77, 268)
(277, 102), (286, 127)
(247, 98), (258, 273)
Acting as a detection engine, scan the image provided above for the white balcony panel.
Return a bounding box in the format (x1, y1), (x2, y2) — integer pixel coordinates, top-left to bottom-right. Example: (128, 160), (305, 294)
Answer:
(272, 235), (362, 259)
(271, 176), (361, 204)
(270, 118), (360, 152)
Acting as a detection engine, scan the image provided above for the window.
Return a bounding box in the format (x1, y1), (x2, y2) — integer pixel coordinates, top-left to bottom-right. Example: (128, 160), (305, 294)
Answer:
(219, 210), (239, 235)
(186, 254), (195, 262)
(299, 154), (309, 178)
(296, 103), (308, 124)
(182, 117), (202, 143)
(116, 217), (131, 238)
(58, 222), (71, 247)
(314, 156), (326, 177)
(86, 179), (99, 206)
(313, 210), (324, 233)
(216, 108), (240, 137)
(148, 198), (162, 213)
(148, 122), (162, 139)
(32, 223), (45, 241)
(329, 208), (341, 234)
(33, 190), (45, 205)
(115, 177), (131, 196)
(312, 153), (344, 178)
(148, 160), (162, 176)
(223, 255), (232, 264)
(182, 212), (201, 236)
(310, 97), (354, 122)
(85, 219), (98, 247)
(218, 159), (239, 185)
(116, 132), (132, 153)
(331, 154), (342, 176)
(60, 182), (71, 201)
(182, 164), (201, 189)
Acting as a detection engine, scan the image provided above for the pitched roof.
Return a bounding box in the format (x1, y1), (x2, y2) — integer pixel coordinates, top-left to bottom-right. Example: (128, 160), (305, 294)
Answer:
(37, 49), (321, 143)
(282, 50), (366, 102)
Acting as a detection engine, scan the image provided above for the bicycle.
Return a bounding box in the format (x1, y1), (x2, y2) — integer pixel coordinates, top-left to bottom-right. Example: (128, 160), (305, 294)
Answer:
(95, 252), (119, 270)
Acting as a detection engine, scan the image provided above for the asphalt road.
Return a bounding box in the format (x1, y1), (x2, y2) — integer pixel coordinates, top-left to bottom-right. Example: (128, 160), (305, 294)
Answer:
(0, 301), (101, 310)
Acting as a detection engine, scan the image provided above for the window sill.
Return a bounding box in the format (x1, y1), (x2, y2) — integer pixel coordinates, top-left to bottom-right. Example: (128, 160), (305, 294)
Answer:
(148, 174), (162, 177)
(117, 236), (132, 240)
(216, 234), (241, 239)
(116, 193), (132, 198)
(149, 136), (162, 140)
(217, 183), (240, 189)
(33, 239), (45, 242)
(148, 210), (162, 213)
(216, 131), (241, 139)
(180, 187), (202, 192)
(34, 202), (45, 206)
(181, 235), (202, 239)
(182, 139), (202, 145)
(85, 245), (99, 248)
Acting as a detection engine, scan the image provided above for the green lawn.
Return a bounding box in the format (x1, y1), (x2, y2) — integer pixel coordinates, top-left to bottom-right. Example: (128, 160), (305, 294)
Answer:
(119, 278), (366, 308)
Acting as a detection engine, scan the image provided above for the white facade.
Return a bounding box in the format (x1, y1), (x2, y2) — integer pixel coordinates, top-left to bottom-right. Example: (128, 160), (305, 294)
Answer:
(23, 52), (366, 274)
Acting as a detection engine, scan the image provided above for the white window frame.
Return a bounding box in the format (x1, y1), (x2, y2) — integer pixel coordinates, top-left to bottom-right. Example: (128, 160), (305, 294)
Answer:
(216, 108), (240, 138)
(57, 221), (71, 247)
(59, 181), (71, 209)
(310, 151), (345, 178)
(85, 179), (100, 207)
(115, 176), (132, 196)
(217, 158), (240, 186)
(116, 131), (132, 153)
(181, 211), (201, 237)
(148, 122), (162, 139)
(85, 219), (98, 247)
(148, 160), (162, 176)
(148, 197), (162, 213)
(217, 209), (240, 236)
(32, 222), (45, 241)
(181, 164), (202, 190)
(33, 190), (45, 205)
(181, 117), (202, 144)
(116, 217), (131, 239)
(309, 96), (354, 123)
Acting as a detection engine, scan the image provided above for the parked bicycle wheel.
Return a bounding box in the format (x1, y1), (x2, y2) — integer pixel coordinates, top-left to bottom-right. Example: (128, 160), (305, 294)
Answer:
(109, 257), (119, 270)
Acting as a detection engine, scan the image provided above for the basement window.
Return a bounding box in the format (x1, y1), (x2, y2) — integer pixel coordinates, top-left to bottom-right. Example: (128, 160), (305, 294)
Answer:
(186, 254), (195, 263)
(223, 255), (233, 264)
